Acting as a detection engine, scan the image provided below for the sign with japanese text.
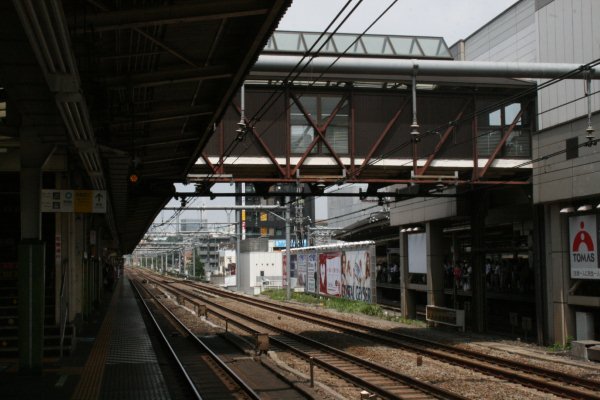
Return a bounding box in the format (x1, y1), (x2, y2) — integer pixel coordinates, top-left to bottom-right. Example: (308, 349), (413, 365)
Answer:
(41, 190), (107, 213)
(569, 215), (599, 279)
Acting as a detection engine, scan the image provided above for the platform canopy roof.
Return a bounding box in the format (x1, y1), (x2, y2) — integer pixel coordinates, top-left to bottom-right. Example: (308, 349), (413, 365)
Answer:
(0, 0), (291, 253)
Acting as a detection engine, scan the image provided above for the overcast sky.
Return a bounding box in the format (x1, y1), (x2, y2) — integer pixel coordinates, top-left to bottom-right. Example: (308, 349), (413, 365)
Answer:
(278, 0), (518, 46)
(153, 0), (519, 234)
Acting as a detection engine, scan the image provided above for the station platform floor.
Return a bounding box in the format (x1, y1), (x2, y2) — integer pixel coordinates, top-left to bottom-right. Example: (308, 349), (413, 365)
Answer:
(0, 277), (176, 400)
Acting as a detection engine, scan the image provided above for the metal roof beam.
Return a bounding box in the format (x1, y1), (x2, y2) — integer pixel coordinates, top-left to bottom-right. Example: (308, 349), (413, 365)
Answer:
(109, 105), (213, 126)
(72, 1), (270, 32)
(103, 66), (232, 89)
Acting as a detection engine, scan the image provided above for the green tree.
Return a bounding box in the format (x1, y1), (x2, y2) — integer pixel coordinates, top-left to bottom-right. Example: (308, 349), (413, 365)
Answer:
(193, 252), (205, 279)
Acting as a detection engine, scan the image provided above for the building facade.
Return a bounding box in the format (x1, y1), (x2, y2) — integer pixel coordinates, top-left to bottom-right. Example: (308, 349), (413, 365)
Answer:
(452, 0), (600, 346)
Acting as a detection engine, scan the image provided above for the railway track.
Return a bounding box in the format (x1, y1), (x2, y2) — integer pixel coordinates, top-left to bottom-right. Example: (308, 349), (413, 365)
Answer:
(143, 271), (600, 400)
(131, 277), (263, 400)
(137, 272), (465, 400)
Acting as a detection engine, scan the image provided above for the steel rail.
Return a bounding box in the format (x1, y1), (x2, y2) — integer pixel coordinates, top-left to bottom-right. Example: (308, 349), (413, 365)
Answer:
(142, 273), (465, 400)
(131, 277), (261, 400)
(129, 278), (203, 400)
(177, 278), (600, 400)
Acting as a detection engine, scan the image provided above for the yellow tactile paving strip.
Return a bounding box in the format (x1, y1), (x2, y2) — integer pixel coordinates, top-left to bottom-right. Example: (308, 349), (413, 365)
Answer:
(70, 285), (119, 400)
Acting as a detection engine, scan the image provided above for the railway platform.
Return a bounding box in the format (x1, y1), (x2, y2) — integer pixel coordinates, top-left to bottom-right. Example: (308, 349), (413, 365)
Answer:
(0, 277), (176, 400)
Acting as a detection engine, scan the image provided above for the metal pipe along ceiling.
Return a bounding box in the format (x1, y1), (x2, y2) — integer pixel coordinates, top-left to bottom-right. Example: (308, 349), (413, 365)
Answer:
(12, 0), (118, 245)
(254, 55), (600, 80)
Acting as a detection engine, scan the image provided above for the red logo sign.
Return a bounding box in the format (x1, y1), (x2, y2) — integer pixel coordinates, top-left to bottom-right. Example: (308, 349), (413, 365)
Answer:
(572, 221), (595, 252)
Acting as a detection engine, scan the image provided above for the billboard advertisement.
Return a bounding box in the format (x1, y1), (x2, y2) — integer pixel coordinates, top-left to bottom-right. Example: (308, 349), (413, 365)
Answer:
(569, 215), (599, 279)
(319, 252), (341, 296)
(296, 253), (307, 290)
(307, 252), (317, 294)
(408, 233), (427, 274)
(343, 249), (372, 302)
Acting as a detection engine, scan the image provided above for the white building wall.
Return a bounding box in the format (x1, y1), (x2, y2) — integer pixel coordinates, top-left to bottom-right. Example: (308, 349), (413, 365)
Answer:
(463, 0), (537, 63)
(238, 251), (282, 293)
(536, 0), (600, 129)
(458, 0), (600, 204)
(325, 184), (391, 230)
(533, 113), (600, 203)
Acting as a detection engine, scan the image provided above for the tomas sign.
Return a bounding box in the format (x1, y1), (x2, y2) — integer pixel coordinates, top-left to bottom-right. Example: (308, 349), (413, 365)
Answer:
(569, 215), (599, 279)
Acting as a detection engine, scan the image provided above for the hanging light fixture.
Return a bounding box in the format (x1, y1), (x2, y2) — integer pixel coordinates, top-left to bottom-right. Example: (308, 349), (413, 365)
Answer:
(410, 67), (420, 140)
(584, 71), (596, 145)
(559, 206), (575, 214)
(577, 204), (593, 212)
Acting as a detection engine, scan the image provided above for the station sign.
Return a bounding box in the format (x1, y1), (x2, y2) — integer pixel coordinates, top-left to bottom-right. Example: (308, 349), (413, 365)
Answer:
(569, 215), (599, 279)
(41, 189), (107, 214)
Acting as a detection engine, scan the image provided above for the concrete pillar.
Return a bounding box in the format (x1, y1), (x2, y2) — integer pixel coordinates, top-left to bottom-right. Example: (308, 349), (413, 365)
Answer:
(470, 192), (487, 333)
(426, 221), (446, 307)
(68, 213), (85, 321)
(18, 128), (51, 374)
(399, 230), (414, 319)
(532, 204), (547, 345)
(546, 204), (572, 345)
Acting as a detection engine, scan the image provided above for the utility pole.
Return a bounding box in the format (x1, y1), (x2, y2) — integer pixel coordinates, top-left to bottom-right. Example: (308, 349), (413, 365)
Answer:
(285, 196), (291, 300)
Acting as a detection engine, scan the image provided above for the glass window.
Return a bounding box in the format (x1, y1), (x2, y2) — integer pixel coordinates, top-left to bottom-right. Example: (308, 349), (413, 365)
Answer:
(504, 103), (522, 125)
(503, 130), (529, 157)
(362, 36), (386, 54)
(274, 32), (303, 51)
(290, 97), (317, 154)
(488, 109), (501, 126)
(417, 38), (443, 57)
(320, 96), (349, 155)
(477, 130), (501, 156)
(303, 33), (324, 52)
(333, 34), (364, 54)
(290, 95), (348, 155)
(389, 37), (414, 56)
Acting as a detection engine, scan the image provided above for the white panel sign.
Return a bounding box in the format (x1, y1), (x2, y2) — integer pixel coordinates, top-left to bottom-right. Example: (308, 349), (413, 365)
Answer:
(41, 189), (107, 213)
(408, 232), (427, 274)
(41, 190), (74, 212)
(569, 215), (599, 279)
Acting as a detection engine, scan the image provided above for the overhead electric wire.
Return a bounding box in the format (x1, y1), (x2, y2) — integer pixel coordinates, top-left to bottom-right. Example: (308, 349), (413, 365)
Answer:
(191, 29), (599, 237)
(336, 57), (600, 186)
(199, 0), (362, 186)
(203, 0), (398, 188)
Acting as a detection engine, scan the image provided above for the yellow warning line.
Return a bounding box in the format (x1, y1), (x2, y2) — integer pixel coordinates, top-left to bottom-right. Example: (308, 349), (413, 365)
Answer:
(71, 284), (120, 400)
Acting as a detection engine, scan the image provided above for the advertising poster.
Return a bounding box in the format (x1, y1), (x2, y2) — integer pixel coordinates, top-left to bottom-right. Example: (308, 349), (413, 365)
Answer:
(307, 252), (317, 294)
(290, 254), (297, 278)
(408, 233), (427, 274)
(344, 249), (372, 302)
(184, 248), (193, 272)
(296, 253), (307, 290)
(318, 253), (327, 294)
(569, 215), (599, 279)
(319, 252), (341, 296)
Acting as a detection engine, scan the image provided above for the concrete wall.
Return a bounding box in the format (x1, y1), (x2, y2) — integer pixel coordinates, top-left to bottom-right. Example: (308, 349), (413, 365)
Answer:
(533, 112), (600, 203)
(390, 195), (457, 226)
